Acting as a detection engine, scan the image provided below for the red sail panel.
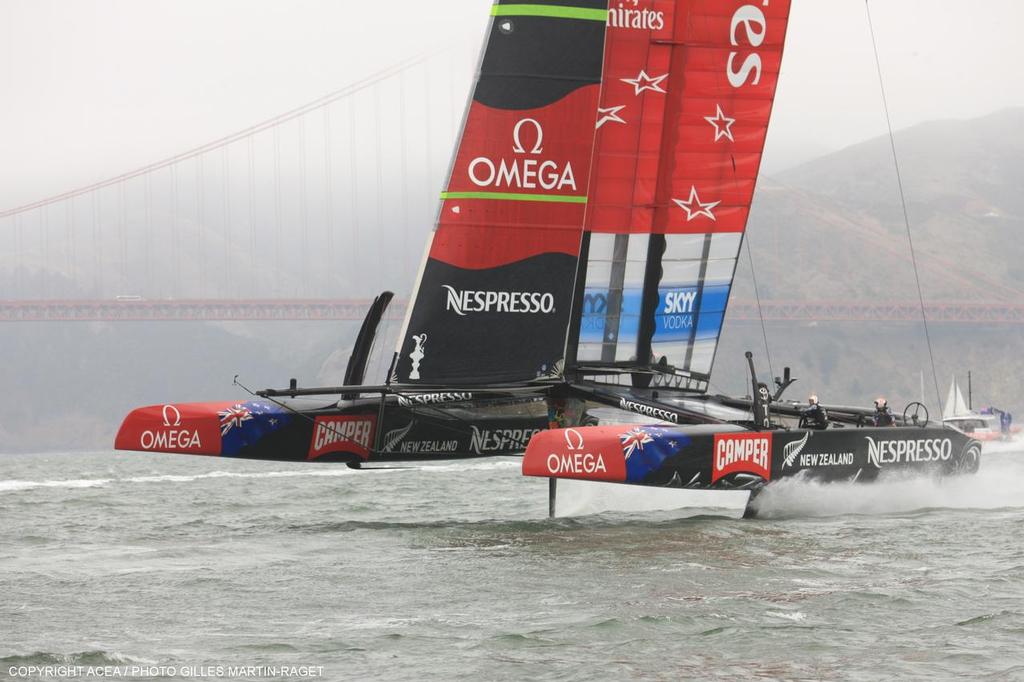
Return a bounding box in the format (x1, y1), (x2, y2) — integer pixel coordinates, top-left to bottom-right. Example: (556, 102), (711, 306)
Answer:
(574, 0), (791, 385)
(586, 0), (790, 235)
(394, 1), (609, 385)
(430, 87), (601, 271)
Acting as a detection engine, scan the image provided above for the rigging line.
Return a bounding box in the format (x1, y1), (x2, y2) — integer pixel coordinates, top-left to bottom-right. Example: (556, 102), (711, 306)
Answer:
(744, 234), (774, 384)
(232, 375), (536, 446)
(231, 376), (381, 451)
(865, 0), (943, 416)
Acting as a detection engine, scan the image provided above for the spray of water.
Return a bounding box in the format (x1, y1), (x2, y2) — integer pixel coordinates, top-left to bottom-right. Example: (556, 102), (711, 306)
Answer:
(752, 450), (1024, 519)
(555, 479), (749, 519)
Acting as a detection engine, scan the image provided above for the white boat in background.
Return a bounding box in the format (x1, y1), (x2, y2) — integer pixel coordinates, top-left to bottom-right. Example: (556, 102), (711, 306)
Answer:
(943, 377), (1019, 443)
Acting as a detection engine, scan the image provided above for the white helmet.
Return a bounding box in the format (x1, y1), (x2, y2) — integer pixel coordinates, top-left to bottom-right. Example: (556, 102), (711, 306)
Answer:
(808, 394), (818, 405)
(875, 397), (888, 408)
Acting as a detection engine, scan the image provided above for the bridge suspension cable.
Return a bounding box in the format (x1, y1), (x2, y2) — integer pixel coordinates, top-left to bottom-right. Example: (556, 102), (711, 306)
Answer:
(0, 50), (440, 220)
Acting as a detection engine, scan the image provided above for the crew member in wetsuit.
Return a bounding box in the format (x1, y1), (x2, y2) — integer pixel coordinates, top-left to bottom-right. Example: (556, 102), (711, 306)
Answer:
(801, 394), (829, 430)
(873, 397), (895, 427)
(999, 409), (1013, 437)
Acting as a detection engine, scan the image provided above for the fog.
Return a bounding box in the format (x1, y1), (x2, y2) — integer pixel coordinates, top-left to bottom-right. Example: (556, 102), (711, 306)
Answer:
(1, 1), (1022, 450)
(2, 0), (1022, 207)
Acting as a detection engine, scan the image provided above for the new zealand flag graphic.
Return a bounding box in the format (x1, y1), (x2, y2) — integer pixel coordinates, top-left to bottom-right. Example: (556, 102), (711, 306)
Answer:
(218, 400), (292, 456)
(620, 426), (689, 483)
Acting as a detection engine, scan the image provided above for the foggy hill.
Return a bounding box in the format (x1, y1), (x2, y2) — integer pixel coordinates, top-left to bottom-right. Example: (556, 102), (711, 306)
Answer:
(716, 108), (1024, 414)
(736, 108), (1024, 303)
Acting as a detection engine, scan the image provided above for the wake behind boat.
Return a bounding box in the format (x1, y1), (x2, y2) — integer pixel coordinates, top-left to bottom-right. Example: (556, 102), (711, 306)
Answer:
(115, 0), (982, 517)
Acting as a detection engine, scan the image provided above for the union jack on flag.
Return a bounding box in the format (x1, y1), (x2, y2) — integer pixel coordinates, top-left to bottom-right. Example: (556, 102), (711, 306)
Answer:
(218, 404), (253, 436)
(619, 427), (653, 460)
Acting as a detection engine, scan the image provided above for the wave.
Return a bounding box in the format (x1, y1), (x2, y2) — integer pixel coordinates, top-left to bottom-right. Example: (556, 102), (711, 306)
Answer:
(413, 459), (520, 473)
(0, 468), (359, 494)
(0, 458), (521, 494)
(0, 650), (156, 667)
(0, 478), (112, 492)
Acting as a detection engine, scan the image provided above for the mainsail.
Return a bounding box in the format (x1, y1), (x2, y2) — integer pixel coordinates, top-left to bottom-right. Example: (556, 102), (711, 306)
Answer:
(393, 1), (609, 385)
(943, 377), (971, 419)
(570, 0), (791, 390)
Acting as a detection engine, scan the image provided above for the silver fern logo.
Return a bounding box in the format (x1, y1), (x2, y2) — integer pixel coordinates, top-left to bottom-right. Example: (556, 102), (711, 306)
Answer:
(782, 432), (810, 469)
(381, 420), (414, 453)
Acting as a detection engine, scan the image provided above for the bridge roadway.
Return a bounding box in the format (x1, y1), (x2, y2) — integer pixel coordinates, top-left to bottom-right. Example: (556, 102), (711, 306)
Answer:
(2, 299), (1023, 324)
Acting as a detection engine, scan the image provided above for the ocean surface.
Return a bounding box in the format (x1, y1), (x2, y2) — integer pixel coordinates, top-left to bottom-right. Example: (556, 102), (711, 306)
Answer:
(3, 446), (1024, 681)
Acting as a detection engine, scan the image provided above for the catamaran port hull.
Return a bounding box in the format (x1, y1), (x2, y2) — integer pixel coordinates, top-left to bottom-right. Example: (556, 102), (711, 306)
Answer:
(115, 396), (548, 464)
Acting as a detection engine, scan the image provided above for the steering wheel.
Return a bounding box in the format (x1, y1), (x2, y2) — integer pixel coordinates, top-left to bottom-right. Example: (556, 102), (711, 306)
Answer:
(902, 401), (929, 427)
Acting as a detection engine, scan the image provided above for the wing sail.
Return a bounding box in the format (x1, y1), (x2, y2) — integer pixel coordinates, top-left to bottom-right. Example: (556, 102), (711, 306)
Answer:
(572, 0), (791, 390)
(393, 1), (609, 385)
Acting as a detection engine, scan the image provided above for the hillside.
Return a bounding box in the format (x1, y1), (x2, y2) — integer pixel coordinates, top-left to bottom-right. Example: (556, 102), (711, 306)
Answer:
(736, 108), (1024, 303)
(715, 108), (1024, 412)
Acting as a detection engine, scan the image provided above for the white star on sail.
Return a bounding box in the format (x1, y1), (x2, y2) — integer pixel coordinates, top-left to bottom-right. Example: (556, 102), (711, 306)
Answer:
(596, 105), (626, 129)
(620, 70), (667, 95)
(704, 104), (736, 142)
(672, 186), (720, 222)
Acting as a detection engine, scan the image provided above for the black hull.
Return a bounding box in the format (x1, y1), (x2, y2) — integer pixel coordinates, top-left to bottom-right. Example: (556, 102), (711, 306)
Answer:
(662, 426), (981, 489)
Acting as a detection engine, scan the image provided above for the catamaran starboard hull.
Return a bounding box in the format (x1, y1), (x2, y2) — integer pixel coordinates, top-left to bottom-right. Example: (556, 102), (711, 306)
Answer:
(523, 424), (982, 490)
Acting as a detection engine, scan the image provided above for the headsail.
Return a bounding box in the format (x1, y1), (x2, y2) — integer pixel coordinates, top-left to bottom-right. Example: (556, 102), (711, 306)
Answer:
(570, 0), (791, 390)
(393, 1), (609, 385)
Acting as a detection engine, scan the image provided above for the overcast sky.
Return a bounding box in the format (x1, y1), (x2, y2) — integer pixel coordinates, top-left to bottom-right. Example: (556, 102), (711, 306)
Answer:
(1, 0), (1022, 209)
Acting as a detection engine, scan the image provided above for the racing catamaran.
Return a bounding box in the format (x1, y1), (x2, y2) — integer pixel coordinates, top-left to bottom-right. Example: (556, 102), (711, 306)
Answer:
(942, 376), (1019, 443)
(116, 0), (982, 514)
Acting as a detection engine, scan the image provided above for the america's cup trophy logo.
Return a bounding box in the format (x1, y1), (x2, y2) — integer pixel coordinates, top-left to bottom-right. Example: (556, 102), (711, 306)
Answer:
(409, 333), (427, 380)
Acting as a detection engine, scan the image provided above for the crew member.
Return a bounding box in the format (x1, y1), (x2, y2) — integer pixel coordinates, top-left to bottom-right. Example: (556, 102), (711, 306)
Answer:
(801, 394), (829, 430)
(873, 397), (895, 427)
(1000, 410), (1013, 437)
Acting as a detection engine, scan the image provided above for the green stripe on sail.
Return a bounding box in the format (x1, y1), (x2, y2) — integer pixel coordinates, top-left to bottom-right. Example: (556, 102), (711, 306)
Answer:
(441, 191), (587, 204)
(490, 4), (608, 22)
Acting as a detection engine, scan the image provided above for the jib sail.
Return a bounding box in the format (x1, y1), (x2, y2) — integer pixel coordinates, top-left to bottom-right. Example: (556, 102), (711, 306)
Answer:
(392, 1), (609, 385)
(571, 0), (791, 391)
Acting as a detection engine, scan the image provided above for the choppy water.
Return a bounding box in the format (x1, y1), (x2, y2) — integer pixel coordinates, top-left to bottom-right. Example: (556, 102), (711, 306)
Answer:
(3, 448), (1024, 681)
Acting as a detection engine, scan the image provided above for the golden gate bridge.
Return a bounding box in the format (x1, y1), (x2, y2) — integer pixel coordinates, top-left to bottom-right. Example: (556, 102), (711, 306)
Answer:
(2, 51), (1021, 325)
